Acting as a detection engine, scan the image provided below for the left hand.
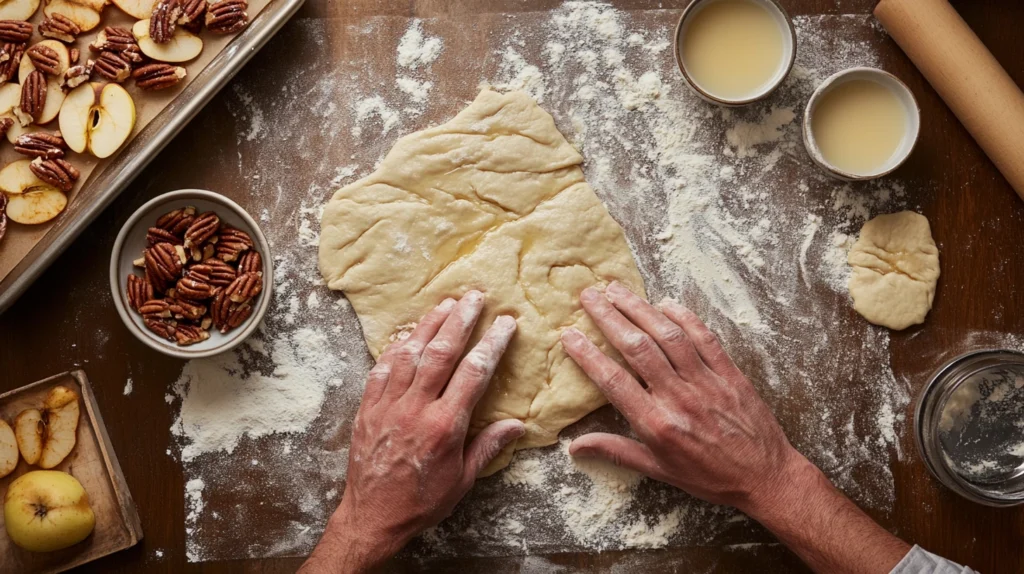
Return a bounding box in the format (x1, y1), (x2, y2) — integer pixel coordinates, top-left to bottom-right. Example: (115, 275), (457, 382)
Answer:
(300, 291), (525, 573)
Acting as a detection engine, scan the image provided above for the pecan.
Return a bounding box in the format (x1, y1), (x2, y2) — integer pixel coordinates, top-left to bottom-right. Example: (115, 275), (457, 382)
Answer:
(215, 227), (253, 262)
(14, 132), (66, 159)
(30, 158), (79, 192)
(184, 211), (219, 247)
(40, 14), (80, 43)
(0, 20), (32, 43)
(176, 270), (215, 300)
(236, 250), (261, 274)
(18, 70), (46, 124)
(93, 51), (132, 83)
(0, 42), (23, 83)
(174, 324), (209, 345)
(144, 242), (184, 289)
(154, 205), (196, 236)
(147, 226), (182, 246)
(168, 297), (206, 321)
(205, 0), (247, 34)
(126, 274), (154, 311)
(69, 47), (79, 64)
(133, 63), (186, 90)
(0, 193), (6, 244)
(90, 27), (136, 53)
(150, 0), (183, 44)
(178, 0), (207, 33)
(211, 288), (252, 333)
(27, 44), (61, 76)
(194, 258), (236, 286)
(62, 62), (92, 90)
(0, 117), (13, 140)
(144, 316), (177, 340)
(225, 271), (262, 303)
(139, 298), (173, 317)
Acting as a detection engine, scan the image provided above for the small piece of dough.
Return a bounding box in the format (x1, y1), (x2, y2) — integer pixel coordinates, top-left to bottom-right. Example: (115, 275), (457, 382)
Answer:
(848, 211), (940, 330)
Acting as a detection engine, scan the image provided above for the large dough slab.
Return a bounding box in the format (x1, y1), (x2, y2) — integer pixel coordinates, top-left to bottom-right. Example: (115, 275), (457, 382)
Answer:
(319, 89), (645, 474)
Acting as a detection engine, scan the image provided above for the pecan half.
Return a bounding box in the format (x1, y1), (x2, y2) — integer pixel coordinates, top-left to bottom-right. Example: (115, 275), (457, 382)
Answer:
(211, 288), (252, 333)
(176, 270), (215, 300)
(144, 242), (184, 290)
(139, 298), (173, 317)
(93, 51), (132, 83)
(168, 297), (207, 321)
(144, 316), (177, 340)
(126, 274), (154, 311)
(27, 44), (61, 76)
(30, 158), (79, 192)
(40, 14), (80, 43)
(62, 62), (92, 90)
(236, 250), (261, 274)
(90, 27), (136, 53)
(0, 117), (13, 141)
(147, 226), (182, 246)
(0, 20), (32, 43)
(15, 132), (66, 159)
(0, 42), (24, 83)
(178, 0), (207, 33)
(69, 47), (79, 64)
(215, 227), (253, 262)
(156, 205), (196, 236)
(174, 324), (209, 345)
(205, 0), (247, 34)
(150, 0), (183, 44)
(0, 193), (7, 244)
(133, 63), (186, 90)
(18, 70), (46, 124)
(194, 258), (236, 286)
(225, 271), (262, 303)
(184, 211), (219, 247)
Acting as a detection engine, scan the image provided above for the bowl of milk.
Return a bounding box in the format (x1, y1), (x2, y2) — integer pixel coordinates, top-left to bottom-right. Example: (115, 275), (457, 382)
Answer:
(803, 67), (921, 180)
(674, 0), (797, 106)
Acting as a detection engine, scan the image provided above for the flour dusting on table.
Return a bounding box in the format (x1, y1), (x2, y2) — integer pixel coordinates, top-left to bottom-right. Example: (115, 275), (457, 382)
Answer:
(171, 4), (923, 562)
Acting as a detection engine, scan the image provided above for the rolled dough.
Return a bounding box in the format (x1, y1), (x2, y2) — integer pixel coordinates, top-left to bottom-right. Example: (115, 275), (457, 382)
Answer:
(319, 89), (646, 475)
(848, 211), (940, 330)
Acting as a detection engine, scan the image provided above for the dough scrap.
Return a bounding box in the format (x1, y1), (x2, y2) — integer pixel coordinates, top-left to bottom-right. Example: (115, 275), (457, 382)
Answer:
(848, 211), (939, 330)
(318, 89), (645, 475)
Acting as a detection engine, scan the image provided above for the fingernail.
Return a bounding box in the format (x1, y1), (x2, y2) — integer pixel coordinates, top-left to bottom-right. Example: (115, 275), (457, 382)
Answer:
(580, 287), (600, 303)
(494, 315), (518, 332)
(605, 281), (630, 302)
(464, 290), (484, 304)
(437, 298), (456, 311)
(561, 327), (584, 348)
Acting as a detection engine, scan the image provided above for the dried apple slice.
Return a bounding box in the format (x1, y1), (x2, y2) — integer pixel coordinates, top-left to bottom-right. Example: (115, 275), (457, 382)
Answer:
(111, 0), (156, 19)
(0, 0), (42, 21)
(43, 0), (102, 32)
(14, 408), (42, 465)
(134, 19), (203, 63)
(18, 40), (70, 125)
(6, 186), (67, 224)
(38, 385), (79, 468)
(0, 419), (17, 478)
(0, 159), (50, 195)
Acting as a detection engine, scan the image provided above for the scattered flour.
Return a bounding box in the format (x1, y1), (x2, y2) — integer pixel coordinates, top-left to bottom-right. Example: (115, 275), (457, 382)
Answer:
(397, 20), (443, 69)
(123, 377), (133, 396)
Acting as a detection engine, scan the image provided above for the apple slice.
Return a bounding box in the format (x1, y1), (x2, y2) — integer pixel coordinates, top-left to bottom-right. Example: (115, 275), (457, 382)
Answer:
(134, 19), (203, 63)
(38, 385), (79, 469)
(14, 408), (43, 465)
(0, 159), (50, 195)
(111, 0), (156, 19)
(6, 187), (67, 224)
(0, 82), (22, 142)
(0, 0), (42, 21)
(0, 419), (17, 478)
(60, 82), (136, 158)
(18, 40), (70, 125)
(19, 41), (71, 84)
(44, 0), (102, 32)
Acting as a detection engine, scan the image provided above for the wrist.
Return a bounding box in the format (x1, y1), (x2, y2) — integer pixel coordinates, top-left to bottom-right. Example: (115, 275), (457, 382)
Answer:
(316, 499), (402, 573)
(741, 450), (833, 527)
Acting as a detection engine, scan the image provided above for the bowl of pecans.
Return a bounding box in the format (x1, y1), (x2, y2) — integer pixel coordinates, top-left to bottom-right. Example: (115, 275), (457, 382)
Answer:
(109, 189), (272, 358)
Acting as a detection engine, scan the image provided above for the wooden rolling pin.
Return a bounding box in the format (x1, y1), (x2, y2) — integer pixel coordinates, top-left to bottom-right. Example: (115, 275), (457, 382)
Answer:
(875, 0), (1024, 202)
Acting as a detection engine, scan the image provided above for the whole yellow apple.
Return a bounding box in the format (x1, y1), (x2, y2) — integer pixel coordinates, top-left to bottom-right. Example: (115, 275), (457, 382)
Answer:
(4, 470), (95, 552)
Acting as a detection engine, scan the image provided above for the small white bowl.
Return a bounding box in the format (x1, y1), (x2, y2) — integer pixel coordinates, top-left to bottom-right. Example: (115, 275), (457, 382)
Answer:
(803, 67), (921, 181)
(674, 0), (797, 106)
(109, 189), (273, 359)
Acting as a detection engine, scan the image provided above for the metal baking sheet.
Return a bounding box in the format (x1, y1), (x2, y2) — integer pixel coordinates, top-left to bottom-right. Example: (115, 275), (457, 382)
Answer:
(0, 0), (305, 314)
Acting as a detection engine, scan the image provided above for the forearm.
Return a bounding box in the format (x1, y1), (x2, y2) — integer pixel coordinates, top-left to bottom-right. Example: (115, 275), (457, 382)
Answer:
(746, 454), (910, 574)
(299, 502), (402, 574)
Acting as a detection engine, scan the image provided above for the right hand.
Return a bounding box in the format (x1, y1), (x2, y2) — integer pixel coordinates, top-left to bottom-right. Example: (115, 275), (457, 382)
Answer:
(561, 282), (813, 515)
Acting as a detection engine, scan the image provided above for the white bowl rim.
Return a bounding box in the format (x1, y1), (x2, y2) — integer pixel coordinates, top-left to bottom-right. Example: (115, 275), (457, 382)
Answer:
(108, 189), (274, 359)
(802, 66), (922, 181)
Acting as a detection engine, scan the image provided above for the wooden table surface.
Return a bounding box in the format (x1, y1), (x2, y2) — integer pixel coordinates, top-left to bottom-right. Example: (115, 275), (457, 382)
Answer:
(2, 0), (1023, 572)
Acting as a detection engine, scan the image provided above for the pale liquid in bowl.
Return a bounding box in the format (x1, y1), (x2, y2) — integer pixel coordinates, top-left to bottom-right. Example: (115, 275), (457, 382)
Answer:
(811, 79), (908, 175)
(681, 0), (786, 101)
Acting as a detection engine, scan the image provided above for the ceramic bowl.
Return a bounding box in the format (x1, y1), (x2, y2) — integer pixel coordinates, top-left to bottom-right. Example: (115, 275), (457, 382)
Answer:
(109, 189), (273, 359)
(802, 67), (921, 181)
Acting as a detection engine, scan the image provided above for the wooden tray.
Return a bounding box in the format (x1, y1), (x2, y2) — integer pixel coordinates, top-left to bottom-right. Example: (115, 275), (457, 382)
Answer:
(0, 370), (142, 573)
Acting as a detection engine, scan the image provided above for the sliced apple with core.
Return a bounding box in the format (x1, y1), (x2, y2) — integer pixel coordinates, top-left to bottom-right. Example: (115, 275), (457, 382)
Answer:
(111, 0), (156, 19)
(134, 19), (203, 63)
(43, 0), (102, 32)
(0, 419), (17, 479)
(0, 159), (50, 195)
(14, 408), (43, 465)
(60, 82), (136, 158)
(14, 386), (80, 468)
(0, 0), (42, 20)
(5, 187), (67, 224)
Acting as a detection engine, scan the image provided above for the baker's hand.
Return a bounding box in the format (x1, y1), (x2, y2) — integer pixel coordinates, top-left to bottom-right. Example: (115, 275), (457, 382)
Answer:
(562, 282), (808, 514)
(300, 291), (524, 574)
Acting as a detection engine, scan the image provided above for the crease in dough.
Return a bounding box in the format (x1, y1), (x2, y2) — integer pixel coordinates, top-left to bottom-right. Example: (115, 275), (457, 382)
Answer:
(319, 89), (646, 475)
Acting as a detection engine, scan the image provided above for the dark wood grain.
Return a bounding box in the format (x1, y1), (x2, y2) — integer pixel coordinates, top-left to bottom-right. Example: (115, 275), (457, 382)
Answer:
(1, 0), (1023, 572)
